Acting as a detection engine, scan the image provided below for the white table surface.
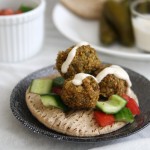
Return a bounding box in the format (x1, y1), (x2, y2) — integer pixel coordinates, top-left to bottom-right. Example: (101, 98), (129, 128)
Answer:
(0, 0), (150, 150)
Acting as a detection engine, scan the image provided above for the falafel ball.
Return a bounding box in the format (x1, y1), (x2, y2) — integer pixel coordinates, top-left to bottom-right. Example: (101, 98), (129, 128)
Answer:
(95, 64), (128, 98)
(60, 75), (100, 109)
(56, 44), (101, 79)
(99, 74), (127, 98)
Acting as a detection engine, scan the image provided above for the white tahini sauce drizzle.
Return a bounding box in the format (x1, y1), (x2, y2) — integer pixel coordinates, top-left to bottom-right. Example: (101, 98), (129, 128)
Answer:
(71, 65), (132, 93)
(96, 65), (132, 88)
(72, 73), (98, 86)
(61, 42), (89, 73)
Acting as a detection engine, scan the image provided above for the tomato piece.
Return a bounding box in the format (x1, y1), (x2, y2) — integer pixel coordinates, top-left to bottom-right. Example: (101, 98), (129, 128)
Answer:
(2, 9), (14, 15)
(0, 10), (3, 15)
(122, 94), (140, 115)
(126, 99), (140, 115)
(51, 87), (62, 95)
(15, 10), (23, 14)
(94, 111), (115, 127)
(122, 94), (130, 102)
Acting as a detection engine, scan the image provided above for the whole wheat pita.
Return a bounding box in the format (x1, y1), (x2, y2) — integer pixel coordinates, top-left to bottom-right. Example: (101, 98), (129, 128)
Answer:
(25, 74), (138, 137)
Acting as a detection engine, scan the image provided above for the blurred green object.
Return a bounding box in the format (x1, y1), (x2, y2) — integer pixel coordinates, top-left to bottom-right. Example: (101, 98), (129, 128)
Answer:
(19, 5), (34, 12)
(102, 0), (134, 47)
(100, 14), (117, 45)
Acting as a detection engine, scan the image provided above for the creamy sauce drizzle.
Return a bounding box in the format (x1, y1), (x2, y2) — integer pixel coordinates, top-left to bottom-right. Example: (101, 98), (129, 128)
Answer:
(72, 73), (98, 86)
(71, 65), (132, 88)
(61, 42), (89, 73)
(96, 65), (132, 87)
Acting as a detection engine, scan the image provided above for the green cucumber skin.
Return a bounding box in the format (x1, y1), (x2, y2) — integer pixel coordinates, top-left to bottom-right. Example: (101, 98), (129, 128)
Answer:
(115, 107), (134, 123)
(30, 79), (53, 95)
(96, 95), (127, 114)
(40, 95), (68, 111)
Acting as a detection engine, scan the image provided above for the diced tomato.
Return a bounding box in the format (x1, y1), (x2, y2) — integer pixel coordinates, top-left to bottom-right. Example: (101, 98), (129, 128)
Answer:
(0, 9), (23, 16)
(0, 10), (3, 15)
(122, 94), (140, 115)
(122, 94), (130, 102)
(94, 111), (115, 127)
(2, 9), (14, 15)
(15, 10), (23, 14)
(51, 87), (62, 95)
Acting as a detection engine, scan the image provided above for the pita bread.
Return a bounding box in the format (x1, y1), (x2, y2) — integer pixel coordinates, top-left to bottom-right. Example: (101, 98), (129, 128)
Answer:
(60, 0), (106, 20)
(26, 74), (138, 137)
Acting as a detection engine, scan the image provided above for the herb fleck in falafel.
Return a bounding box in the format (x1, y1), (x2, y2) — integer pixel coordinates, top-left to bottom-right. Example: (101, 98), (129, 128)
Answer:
(56, 43), (101, 79)
(60, 74), (99, 109)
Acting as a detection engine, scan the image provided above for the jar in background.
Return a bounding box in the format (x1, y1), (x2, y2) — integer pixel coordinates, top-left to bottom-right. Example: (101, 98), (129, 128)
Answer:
(131, 0), (150, 52)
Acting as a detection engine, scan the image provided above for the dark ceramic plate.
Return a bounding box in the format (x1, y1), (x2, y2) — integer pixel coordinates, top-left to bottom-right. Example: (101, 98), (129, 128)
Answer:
(10, 65), (150, 143)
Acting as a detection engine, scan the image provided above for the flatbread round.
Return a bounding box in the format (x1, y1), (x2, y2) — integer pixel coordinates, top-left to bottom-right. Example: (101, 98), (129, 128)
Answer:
(60, 0), (106, 20)
(26, 74), (138, 137)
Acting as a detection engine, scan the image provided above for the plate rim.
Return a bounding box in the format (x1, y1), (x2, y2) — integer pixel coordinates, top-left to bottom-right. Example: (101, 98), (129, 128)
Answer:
(10, 65), (150, 143)
(52, 3), (150, 60)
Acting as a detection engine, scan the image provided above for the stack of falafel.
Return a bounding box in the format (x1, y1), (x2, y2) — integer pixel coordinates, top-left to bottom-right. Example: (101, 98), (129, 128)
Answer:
(56, 43), (127, 110)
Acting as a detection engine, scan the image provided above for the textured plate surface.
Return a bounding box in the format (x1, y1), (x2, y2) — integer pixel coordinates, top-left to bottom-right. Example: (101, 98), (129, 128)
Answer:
(52, 3), (150, 60)
(10, 65), (150, 143)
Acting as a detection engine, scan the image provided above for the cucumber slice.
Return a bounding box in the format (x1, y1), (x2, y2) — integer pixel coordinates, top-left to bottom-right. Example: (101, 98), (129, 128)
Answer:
(30, 79), (53, 95)
(40, 95), (68, 111)
(53, 77), (65, 87)
(96, 95), (127, 114)
(115, 107), (134, 123)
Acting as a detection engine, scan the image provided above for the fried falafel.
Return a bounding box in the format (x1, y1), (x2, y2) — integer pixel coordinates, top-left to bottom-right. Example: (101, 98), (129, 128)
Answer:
(56, 44), (101, 79)
(95, 64), (128, 98)
(98, 74), (127, 98)
(60, 74), (99, 109)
